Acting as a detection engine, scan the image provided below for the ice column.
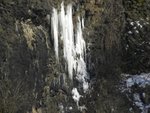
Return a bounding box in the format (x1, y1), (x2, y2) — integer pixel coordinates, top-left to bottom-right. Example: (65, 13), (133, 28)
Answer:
(51, 8), (59, 60)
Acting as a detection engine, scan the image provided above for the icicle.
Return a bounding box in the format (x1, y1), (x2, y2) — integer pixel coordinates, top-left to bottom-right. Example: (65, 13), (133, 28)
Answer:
(64, 4), (74, 79)
(82, 18), (85, 29)
(59, 2), (65, 40)
(75, 17), (88, 92)
(51, 8), (59, 61)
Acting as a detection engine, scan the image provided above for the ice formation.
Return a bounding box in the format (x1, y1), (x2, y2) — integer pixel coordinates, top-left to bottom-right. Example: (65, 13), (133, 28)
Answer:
(51, 3), (89, 110)
(72, 88), (82, 106)
(125, 73), (150, 88)
(51, 8), (59, 60)
(51, 3), (89, 92)
(121, 73), (150, 113)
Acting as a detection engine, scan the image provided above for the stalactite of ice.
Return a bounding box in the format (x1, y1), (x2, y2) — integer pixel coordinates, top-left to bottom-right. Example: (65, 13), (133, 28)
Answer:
(74, 17), (88, 92)
(64, 4), (74, 80)
(51, 8), (59, 61)
(59, 3), (65, 41)
(57, 3), (75, 79)
(81, 18), (85, 29)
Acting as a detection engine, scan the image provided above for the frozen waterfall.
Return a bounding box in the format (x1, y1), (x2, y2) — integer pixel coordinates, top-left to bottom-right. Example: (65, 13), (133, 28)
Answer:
(51, 3), (89, 93)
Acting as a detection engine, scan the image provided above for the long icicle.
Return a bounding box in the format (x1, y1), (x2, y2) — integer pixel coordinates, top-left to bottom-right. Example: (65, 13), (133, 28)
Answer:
(51, 8), (59, 61)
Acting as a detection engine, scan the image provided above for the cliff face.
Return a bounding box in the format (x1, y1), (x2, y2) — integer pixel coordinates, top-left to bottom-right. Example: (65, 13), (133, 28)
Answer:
(122, 0), (150, 74)
(0, 0), (150, 113)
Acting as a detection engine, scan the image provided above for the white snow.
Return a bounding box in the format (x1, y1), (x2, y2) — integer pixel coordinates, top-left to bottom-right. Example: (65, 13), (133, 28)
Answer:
(69, 106), (73, 110)
(128, 31), (132, 34)
(133, 26), (137, 29)
(135, 21), (143, 28)
(130, 22), (134, 26)
(136, 21), (140, 26)
(135, 30), (139, 33)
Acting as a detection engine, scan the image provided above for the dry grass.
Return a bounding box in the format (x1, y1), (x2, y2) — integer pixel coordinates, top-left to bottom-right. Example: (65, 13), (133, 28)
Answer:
(37, 25), (50, 49)
(32, 106), (43, 113)
(21, 20), (36, 50)
(21, 20), (50, 50)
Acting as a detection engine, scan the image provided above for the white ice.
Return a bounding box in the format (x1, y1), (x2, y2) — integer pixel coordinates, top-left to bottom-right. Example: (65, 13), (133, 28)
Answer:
(72, 88), (82, 106)
(51, 3), (89, 111)
(51, 3), (89, 92)
(51, 8), (59, 60)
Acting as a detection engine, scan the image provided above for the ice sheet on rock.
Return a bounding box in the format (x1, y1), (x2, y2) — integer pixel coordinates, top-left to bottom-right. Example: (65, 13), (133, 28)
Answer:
(75, 17), (88, 92)
(133, 93), (144, 110)
(72, 88), (82, 106)
(132, 91), (150, 113)
(121, 73), (150, 113)
(78, 105), (87, 111)
(125, 73), (150, 88)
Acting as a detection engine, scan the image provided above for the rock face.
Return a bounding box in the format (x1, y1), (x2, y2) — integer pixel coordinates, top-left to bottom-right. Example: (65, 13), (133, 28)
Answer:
(122, 0), (150, 74)
(0, 0), (150, 113)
